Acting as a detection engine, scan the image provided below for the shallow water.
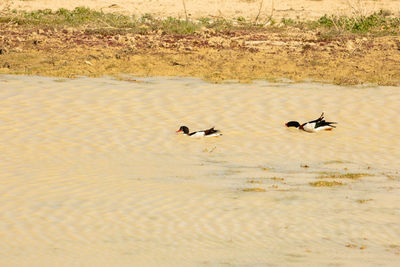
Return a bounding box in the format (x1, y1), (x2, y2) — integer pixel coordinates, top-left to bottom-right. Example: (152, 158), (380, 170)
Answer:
(0, 75), (399, 266)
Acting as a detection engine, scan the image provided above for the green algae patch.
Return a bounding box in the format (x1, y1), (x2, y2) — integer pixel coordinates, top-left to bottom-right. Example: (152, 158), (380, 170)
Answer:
(317, 172), (372, 179)
(323, 160), (352, 165)
(242, 188), (266, 192)
(247, 179), (262, 184)
(356, 199), (373, 204)
(309, 181), (344, 187)
(270, 177), (285, 181)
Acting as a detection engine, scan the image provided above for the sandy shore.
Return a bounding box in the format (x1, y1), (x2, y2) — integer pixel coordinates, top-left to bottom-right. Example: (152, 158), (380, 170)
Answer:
(2, 0), (400, 20)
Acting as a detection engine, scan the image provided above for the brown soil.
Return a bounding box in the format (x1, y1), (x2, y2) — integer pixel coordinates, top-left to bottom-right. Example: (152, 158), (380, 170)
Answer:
(1, 23), (400, 85)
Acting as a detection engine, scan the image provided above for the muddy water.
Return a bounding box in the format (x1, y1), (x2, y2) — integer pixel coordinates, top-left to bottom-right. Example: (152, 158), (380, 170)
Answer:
(0, 75), (399, 266)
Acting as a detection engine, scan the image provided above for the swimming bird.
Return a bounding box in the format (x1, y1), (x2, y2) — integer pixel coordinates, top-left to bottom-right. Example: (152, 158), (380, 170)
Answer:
(176, 126), (222, 137)
(285, 113), (337, 133)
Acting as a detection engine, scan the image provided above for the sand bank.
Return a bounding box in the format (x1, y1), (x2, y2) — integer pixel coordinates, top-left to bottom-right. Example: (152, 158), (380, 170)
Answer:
(1, 21), (400, 85)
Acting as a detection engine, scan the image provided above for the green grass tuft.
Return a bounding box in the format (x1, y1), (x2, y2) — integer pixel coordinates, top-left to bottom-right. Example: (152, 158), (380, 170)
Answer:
(311, 11), (400, 35)
(281, 18), (296, 26)
(160, 17), (198, 34)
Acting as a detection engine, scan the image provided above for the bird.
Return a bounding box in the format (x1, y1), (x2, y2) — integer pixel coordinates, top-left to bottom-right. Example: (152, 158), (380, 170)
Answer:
(176, 126), (222, 137)
(285, 113), (337, 133)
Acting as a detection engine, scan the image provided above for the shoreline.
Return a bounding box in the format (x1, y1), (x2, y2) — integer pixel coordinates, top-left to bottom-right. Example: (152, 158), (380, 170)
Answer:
(1, 8), (400, 85)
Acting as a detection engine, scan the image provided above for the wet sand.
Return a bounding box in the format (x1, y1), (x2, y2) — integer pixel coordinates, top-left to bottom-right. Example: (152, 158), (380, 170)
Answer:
(0, 75), (399, 266)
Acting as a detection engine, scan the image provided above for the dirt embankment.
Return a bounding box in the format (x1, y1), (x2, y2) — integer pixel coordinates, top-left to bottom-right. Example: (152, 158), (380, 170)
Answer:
(1, 22), (400, 85)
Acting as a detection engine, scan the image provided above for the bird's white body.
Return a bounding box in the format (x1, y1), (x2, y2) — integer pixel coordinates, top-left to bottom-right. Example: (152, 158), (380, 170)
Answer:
(190, 131), (222, 137)
(302, 123), (334, 133)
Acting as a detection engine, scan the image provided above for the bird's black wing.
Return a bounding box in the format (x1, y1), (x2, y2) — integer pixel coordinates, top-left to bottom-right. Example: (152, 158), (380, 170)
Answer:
(308, 112), (325, 124)
(315, 120), (337, 128)
(204, 127), (219, 135)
